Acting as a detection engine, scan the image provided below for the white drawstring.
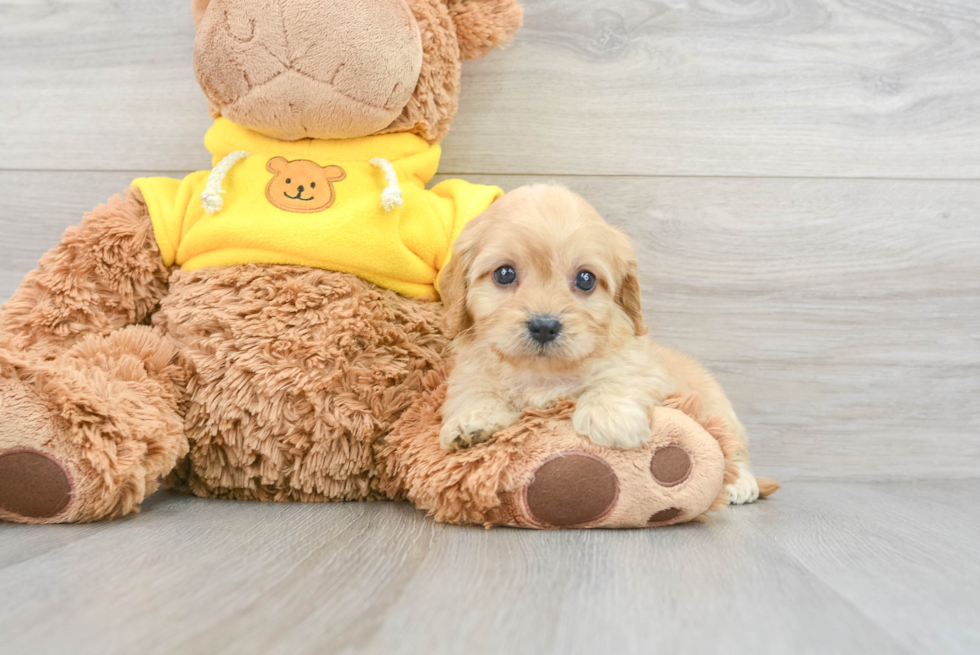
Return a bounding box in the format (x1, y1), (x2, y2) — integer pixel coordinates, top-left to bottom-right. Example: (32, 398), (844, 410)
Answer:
(201, 151), (251, 214)
(369, 157), (403, 212)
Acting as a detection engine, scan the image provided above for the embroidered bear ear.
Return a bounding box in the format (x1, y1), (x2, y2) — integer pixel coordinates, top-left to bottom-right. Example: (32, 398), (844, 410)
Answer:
(266, 157), (288, 174)
(447, 0), (524, 60)
(192, 0), (211, 26)
(321, 165), (347, 182)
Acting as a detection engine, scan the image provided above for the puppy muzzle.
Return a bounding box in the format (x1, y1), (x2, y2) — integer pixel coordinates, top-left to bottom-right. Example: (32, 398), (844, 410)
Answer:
(526, 315), (562, 346)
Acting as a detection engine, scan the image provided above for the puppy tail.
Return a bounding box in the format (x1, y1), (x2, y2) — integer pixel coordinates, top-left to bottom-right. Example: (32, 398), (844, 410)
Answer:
(756, 476), (781, 498)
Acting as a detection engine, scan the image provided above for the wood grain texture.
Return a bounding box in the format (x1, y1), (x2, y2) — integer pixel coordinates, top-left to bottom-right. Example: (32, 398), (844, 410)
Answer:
(743, 480), (980, 654)
(3, 485), (964, 655)
(3, 171), (977, 481)
(2, 0), (980, 177)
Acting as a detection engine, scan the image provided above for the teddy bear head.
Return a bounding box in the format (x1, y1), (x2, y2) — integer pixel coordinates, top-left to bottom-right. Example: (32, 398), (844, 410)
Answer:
(191, 0), (523, 143)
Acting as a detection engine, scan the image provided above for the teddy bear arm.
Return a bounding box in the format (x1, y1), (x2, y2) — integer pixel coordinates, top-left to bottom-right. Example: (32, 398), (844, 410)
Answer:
(0, 186), (170, 357)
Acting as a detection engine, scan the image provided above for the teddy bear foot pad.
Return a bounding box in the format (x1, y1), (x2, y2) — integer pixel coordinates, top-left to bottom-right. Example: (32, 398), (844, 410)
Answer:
(0, 450), (73, 520)
(514, 442), (697, 528)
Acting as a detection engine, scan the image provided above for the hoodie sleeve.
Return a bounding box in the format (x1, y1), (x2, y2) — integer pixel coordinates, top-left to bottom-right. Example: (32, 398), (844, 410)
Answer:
(132, 172), (209, 267)
(429, 179), (504, 293)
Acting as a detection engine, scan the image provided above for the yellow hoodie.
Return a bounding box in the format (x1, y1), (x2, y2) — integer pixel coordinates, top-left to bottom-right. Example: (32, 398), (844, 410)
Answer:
(133, 119), (503, 299)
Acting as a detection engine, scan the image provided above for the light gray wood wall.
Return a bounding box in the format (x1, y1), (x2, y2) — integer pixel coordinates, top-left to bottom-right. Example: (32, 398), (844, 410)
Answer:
(1, 0), (978, 482)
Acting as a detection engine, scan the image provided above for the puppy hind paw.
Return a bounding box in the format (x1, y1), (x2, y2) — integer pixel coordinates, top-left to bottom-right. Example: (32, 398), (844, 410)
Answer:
(725, 471), (760, 505)
(572, 396), (651, 450)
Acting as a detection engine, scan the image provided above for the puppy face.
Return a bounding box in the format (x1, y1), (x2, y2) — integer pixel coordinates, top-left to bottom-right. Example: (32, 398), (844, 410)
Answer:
(440, 185), (647, 370)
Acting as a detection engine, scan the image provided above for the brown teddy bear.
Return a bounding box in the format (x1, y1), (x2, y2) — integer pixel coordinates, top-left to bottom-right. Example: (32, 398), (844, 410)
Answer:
(0, 0), (770, 527)
(0, 0), (523, 523)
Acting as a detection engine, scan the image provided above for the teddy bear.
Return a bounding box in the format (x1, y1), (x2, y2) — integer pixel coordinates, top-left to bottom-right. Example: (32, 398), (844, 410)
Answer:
(0, 0), (771, 527)
(0, 0), (521, 524)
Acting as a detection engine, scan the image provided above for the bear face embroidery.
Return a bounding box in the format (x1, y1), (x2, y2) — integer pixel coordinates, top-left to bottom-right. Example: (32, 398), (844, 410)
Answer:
(266, 157), (347, 213)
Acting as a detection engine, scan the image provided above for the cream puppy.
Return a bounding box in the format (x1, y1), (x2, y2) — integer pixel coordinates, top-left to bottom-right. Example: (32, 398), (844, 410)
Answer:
(438, 185), (760, 504)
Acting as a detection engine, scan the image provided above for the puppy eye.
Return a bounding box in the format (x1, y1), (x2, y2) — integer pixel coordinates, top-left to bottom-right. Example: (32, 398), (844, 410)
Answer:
(493, 266), (517, 286)
(311, 182), (316, 189)
(285, 178), (292, 184)
(575, 270), (597, 292)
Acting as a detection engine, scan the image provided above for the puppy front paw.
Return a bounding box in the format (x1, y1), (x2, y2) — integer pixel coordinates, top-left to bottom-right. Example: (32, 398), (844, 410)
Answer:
(572, 395), (651, 450)
(440, 408), (519, 452)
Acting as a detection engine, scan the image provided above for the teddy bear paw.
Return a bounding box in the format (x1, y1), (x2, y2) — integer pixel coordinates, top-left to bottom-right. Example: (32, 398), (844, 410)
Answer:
(524, 453), (619, 527)
(0, 378), (74, 522)
(520, 443), (697, 528)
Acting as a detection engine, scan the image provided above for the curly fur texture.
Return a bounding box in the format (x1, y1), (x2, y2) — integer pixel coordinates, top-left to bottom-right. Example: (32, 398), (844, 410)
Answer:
(0, 190), (184, 523)
(0, 188), (169, 359)
(156, 265), (449, 502)
(0, 186), (453, 521)
(448, 0), (524, 60)
(0, 326), (189, 523)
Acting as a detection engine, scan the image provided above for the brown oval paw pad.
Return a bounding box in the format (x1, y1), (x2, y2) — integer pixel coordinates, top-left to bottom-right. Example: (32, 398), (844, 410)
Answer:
(650, 444), (692, 487)
(0, 450), (73, 519)
(524, 452), (619, 527)
(648, 507), (683, 525)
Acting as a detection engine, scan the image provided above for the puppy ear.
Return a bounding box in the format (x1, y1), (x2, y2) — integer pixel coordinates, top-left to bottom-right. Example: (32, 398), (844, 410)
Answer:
(438, 243), (473, 339)
(192, 0), (211, 26)
(447, 0), (524, 60)
(617, 259), (648, 337)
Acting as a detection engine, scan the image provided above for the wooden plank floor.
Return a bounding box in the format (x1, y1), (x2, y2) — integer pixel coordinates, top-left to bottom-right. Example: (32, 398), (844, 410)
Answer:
(0, 483), (977, 655)
(2, 0), (979, 652)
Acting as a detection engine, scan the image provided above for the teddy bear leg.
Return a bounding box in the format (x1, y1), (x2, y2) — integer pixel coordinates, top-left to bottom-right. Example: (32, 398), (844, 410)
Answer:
(0, 327), (189, 524)
(0, 377), (76, 522)
(0, 187), (180, 523)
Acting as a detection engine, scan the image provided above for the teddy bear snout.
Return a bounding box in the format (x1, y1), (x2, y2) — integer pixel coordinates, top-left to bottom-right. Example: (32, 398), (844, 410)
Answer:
(194, 0), (423, 141)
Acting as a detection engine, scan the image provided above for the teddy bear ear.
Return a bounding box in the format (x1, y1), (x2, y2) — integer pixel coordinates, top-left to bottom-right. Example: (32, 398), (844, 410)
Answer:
(446, 0), (524, 60)
(192, 0), (211, 26)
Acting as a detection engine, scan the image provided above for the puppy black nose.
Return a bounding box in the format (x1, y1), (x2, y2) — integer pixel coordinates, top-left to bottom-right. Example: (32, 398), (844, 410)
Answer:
(297, 185), (305, 193)
(527, 316), (562, 345)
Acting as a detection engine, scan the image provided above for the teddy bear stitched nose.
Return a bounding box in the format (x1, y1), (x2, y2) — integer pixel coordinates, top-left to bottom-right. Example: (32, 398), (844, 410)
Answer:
(296, 185), (305, 193)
